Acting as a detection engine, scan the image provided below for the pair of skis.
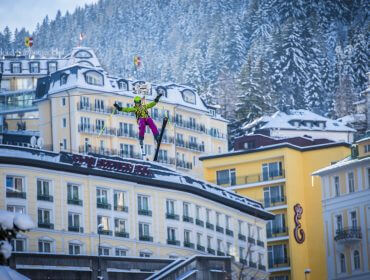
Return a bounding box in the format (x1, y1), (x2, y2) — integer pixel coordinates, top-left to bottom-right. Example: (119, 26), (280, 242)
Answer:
(141, 117), (168, 161)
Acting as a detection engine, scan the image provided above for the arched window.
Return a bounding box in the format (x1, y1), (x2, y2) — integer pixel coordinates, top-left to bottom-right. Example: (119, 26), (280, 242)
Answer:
(84, 70), (104, 86)
(74, 50), (92, 59)
(156, 86), (167, 98)
(354, 250), (360, 270)
(340, 253), (346, 273)
(117, 79), (129, 91)
(78, 60), (94, 67)
(181, 89), (196, 104)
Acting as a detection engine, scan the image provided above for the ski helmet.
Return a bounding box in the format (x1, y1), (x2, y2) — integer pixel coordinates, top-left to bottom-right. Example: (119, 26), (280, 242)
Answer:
(134, 96), (141, 103)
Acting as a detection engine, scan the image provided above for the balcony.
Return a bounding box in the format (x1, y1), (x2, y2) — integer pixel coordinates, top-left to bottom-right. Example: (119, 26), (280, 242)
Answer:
(249, 261), (257, 268)
(226, 229), (234, 237)
(197, 245), (205, 252)
(115, 231), (129, 238)
(213, 170), (285, 188)
(334, 227), (362, 242)
(161, 136), (174, 144)
(37, 194), (53, 202)
(77, 102), (114, 115)
(78, 124), (116, 137)
(157, 157), (176, 166)
(183, 216), (194, 223)
(175, 139), (205, 152)
(184, 242), (195, 249)
(196, 219), (204, 227)
(267, 227), (289, 239)
(78, 145), (142, 160)
(138, 209), (152, 216)
(167, 240), (180, 246)
(206, 222), (214, 230)
(139, 235), (153, 242)
(176, 160), (193, 170)
(173, 119), (206, 134)
(258, 264), (266, 271)
(262, 196), (287, 208)
(114, 205), (128, 212)
(98, 229), (112, 236)
(238, 234), (246, 241)
(217, 251), (225, 256)
(216, 226), (224, 234)
(6, 190), (26, 199)
(38, 222), (54, 229)
(257, 240), (264, 247)
(166, 213), (179, 220)
(97, 201), (111, 210)
(268, 257), (290, 269)
(248, 237), (255, 244)
(67, 198), (83, 206)
(117, 129), (138, 139)
(207, 248), (215, 255)
(68, 226), (84, 233)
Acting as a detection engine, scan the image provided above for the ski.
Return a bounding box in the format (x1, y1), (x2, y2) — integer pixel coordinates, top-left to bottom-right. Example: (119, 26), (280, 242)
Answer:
(153, 117), (168, 162)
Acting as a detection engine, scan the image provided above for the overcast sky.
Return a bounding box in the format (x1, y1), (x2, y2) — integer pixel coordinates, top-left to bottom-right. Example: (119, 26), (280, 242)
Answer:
(0, 0), (99, 33)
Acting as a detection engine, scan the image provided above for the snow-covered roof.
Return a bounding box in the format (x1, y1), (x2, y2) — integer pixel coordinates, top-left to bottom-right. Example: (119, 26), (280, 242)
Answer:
(0, 145), (273, 220)
(312, 156), (370, 176)
(243, 109), (356, 133)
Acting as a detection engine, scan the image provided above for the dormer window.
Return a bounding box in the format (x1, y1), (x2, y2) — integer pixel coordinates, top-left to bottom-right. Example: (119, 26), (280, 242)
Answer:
(11, 62), (22, 73)
(156, 86), (167, 98)
(84, 70), (103, 86)
(210, 109), (216, 117)
(47, 61), (57, 74)
(78, 60), (94, 67)
(181, 89), (196, 104)
(74, 50), (92, 59)
(29, 62), (40, 73)
(60, 74), (68, 86)
(117, 79), (129, 91)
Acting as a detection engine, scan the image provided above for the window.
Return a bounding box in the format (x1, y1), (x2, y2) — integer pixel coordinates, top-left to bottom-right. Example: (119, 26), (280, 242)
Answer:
(38, 208), (51, 226)
(350, 211), (357, 228)
(115, 218), (126, 233)
(181, 89), (196, 104)
(69, 243), (81, 255)
(248, 223), (254, 237)
(95, 99), (104, 111)
(207, 236), (212, 249)
(364, 144), (370, 153)
(0, 62), (3, 73)
(156, 86), (167, 98)
(334, 176), (340, 197)
(167, 227), (176, 241)
(11, 62), (21, 73)
(139, 223), (150, 237)
(239, 247), (244, 260)
(114, 191), (125, 211)
(166, 200), (175, 215)
(85, 71), (103, 86)
(140, 251), (152, 258)
(268, 244), (287, 268)
(183, 202), (190, 217)
(368, 168), (370, 189)
(238, 221), (243, 235)
(117, 79), (128, 90)
(97, 216), (110, 232)
(37, 179), (51, 197)
(74, 50), (92, 58)
(184, 230), (191, 243)
(7, 205), (25, 214)
(354, 250), (360, 270)
(138, 195), (149, 211)
(68, 212), (81, 231)
(47, 61), (57, 73)
(262, 162), (283, 180)
(62, 118), (67, 128)
(152, 108), (159, 119)
(206, 209), (211, 223)
(60, 74), (68, 85)
(63, 139), (67, 150)
(258, 253), (263, 265)
(197, 233), (202, 245)
(120, 144), (134, 158)
(176, 133), (184, 145)
(144, 144), (152, 156)
(267, 214), (286, 237)
(11, 239), (25, 252)
(99, 247), (110, 256)
(116, 248), (127, 256)
(67, 183), (80, 201)
(6, 175), (24, 192)
(158, 150), (168, 161)
(96, 188), (108, 204)
(226, 216), (231, 230)
(244, 141), (256, 149)
(62, 97), (66, 106)
(29, 62), (40, 73)
(217, 239), (222, 252)
(216, 212), (221, 226)
(340, 253), (346, 273)
(263, 185), (284, 207)
(227, 242), (232, 255)
(336, 215), (343, 231)
(96, 119), (105, 131)
(196, 206), (201, 219)
(38, 239), (52, 253)
(257, 226), (262, 241)
(348, 172), (355, 193)
(216, 169), (236, 186)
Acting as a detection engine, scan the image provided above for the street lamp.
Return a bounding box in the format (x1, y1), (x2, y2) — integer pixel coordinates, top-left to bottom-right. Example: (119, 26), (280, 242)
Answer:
(97, 223), (104, 280)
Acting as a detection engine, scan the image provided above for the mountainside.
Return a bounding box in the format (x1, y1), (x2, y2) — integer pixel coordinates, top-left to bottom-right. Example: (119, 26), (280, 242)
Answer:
(0, 0), (368, 126)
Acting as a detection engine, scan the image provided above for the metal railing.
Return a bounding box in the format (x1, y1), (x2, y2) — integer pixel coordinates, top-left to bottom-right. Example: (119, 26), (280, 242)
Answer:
(37, 194), (53, 202)
(139, 235), (153, 242)
(183, 242), (195, 249)
(114, 205), (128, 212)
(238, 234), (246, 241)
(78, 145), (142, 160)
(166, 213), (179, 220)
(97, 202), (111, 210)
(216, 226), (224, 233)
(78, 124), (116, 136)
(173, 119), (207, 133)
(195, 219), (204, 227)
(268, 257), (290, 268)
(6, 191), (26, 199)
(261, 196), (287, 208)
(214, 170), (285, 187)
(197, 245), (205, 252)
(267, 227), (289, 238)
(183, 216), (194, 223)
(38, 222), (54, 229)
(207, 248), (215, 255)
(175, 139), (205, 152)
(68, 226), (83, 233)
(117, 129), (138, 139)
(167, 240), (180, 246)
(138, 209), (152, 216)
(176, 160), (193, 170)
(115, 231), (129, 238)
(77, 102), (114, 115)
(334, 227), (362, 241)
(98, 229), (112, 236)
(67, 198), (83, 206)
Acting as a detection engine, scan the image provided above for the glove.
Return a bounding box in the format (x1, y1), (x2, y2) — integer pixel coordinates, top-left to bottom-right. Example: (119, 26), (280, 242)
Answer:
(113, 102), (122, 111)
(154, 93), (163, 103)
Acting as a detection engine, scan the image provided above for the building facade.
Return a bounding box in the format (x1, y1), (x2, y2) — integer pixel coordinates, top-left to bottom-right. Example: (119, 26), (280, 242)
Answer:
(0, 144), (273, 278)
(0, 47), (228, 179)
(313, 137), (370, 280)
(200, 139), (351, 280)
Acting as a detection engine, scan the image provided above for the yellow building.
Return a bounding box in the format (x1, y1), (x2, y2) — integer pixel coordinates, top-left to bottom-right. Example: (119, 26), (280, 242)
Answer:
(0, 144), (273, 278)
(313, 136), (370, 280)
(200, 135), (351, 280)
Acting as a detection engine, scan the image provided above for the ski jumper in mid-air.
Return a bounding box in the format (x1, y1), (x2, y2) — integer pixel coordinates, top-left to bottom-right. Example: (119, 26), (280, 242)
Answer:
(114, 93), (163, 152)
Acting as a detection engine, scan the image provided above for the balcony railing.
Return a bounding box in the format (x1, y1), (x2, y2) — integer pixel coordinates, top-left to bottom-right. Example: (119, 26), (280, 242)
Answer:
(67, 198), (83, 206)
(173, 119), (206, 133)
(183, 216), (194, 223)
(139, 235), (153, 242)
(167, 240), (180, 246)
(68, 226), (83, 233)
(238, 234), (246, 241)
(334, 227), (362, 242)
(257, 240), (264, 247)
(268, 257), (290, 269)
(216, 226), (224, 234)
(138, 209), (152, 216)
(249, 261), (257, 268)
(217, 251), (225, 256)
(98, 229), (112, 236)
(197, 244), (205, 252)
(117, 129), (138, 139)
(196, 219), (204, 227)
(166, 213), (179, 220)
(175, 139), (205, 152)
(258, 264), (266, 271)
(157, 157), (176, 166)
(38, 222), (54, 229)
(176, 160), (193, 170)
(37, 194), (53, 202)
(207, 248), (215, 255)
(267, 227), (289, 238)
(206, 222), (214, 230)
(77, 102), (114, 115)
(6, 190), (26, 199)
(78, 124), (116, 137)
(248, 237), (255, 244)
(213, 170), (285, 187)
(115, 231), (129, 238)
(161, 136), (174, 144)
(261, 196), (287, 208)
(184, 242), (195, 249)
(97, 202), (111, 210)
(226, 229), (234, 237)
(78, 145), (142, 160)
(114, 205), (128, 212)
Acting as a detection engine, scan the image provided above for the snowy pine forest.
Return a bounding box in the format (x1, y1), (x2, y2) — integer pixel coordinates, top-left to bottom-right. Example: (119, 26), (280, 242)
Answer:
(0, 0), (368, 128)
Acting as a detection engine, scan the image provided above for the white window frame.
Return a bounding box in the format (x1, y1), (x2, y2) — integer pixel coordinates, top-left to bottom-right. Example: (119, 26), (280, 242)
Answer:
(334, 176), (340, 197)
(7, 205), (25, 214)
(69, 242), (82, 255)
(347, 171), (355, 193)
